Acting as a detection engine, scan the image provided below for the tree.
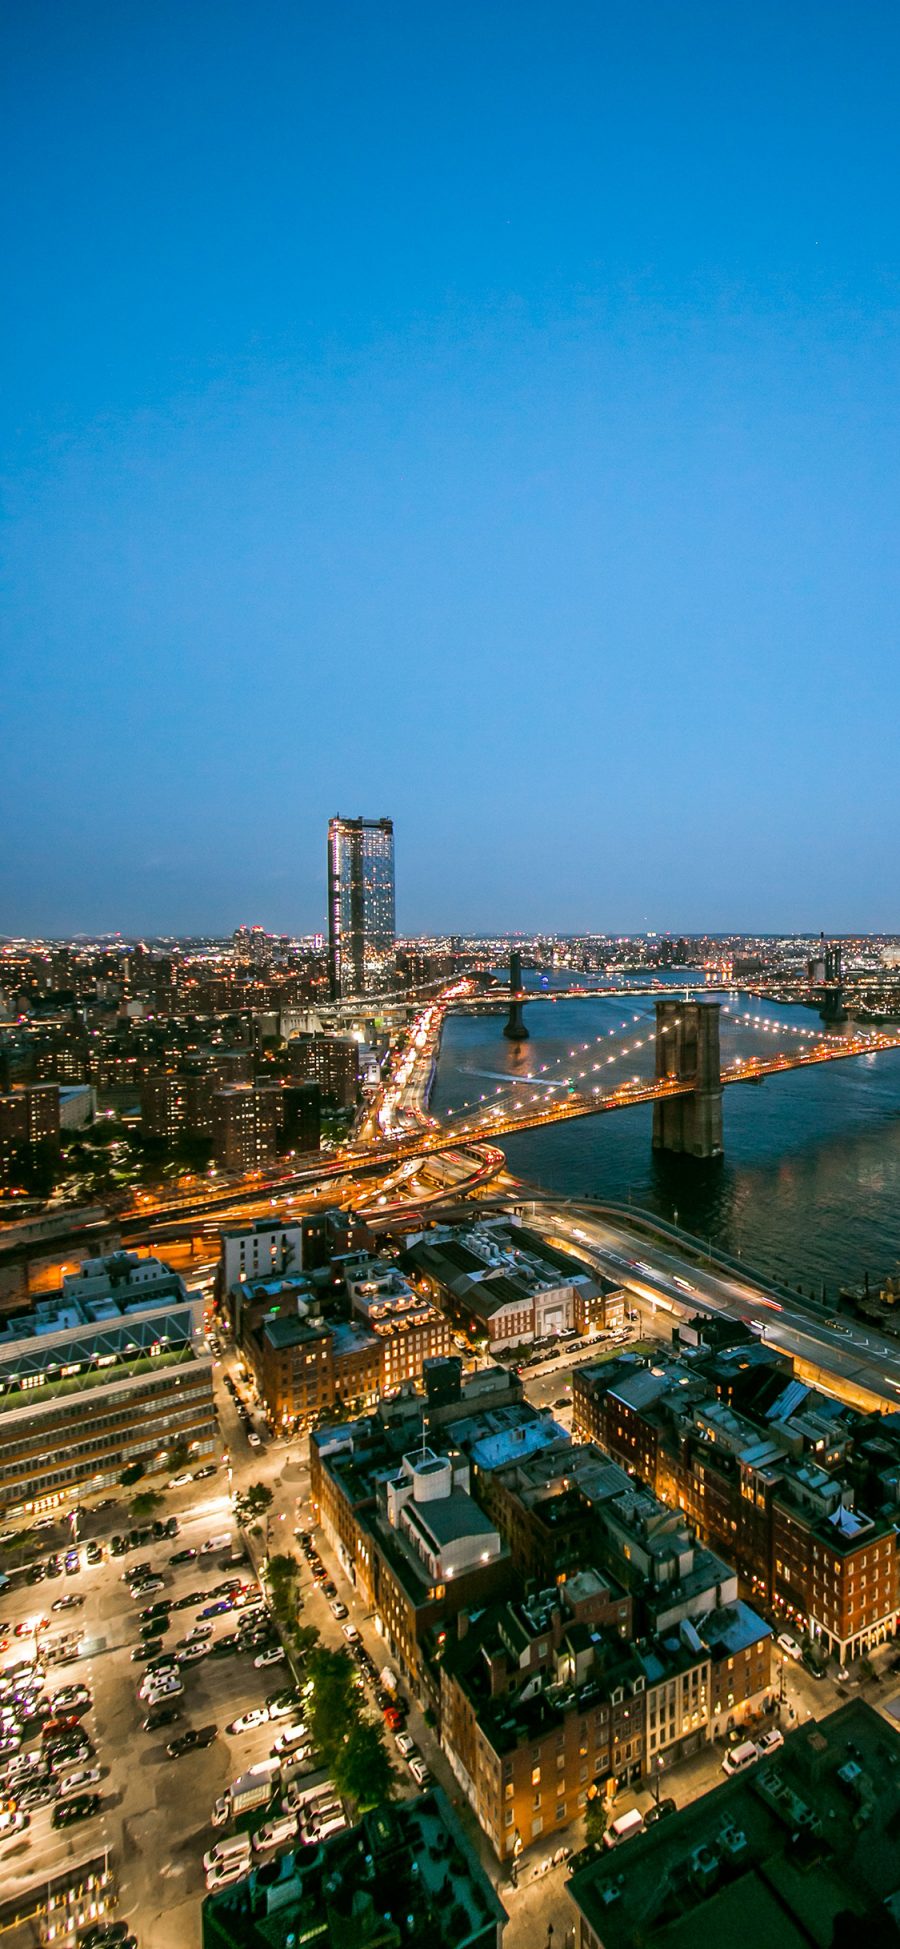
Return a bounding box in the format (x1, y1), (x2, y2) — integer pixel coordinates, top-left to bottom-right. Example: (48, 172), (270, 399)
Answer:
(119, 1461), (146, 1488)
(166, 1438), (192, 1472)
(333, 1716), (396, 1814)
(287, 1621), (319, 1662)
(129, 1490), (163, 1520)
(233, 1482), (274, 1529)
(584, 1792), (609, 1848)
(307, 1647), (358, 1767)
(266, 1552), (300, 1626)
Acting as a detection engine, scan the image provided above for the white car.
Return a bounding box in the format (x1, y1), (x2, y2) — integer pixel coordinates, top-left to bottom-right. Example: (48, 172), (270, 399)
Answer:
(342, 1624), (360, 1643)
(254, 1646), (285, 1669)
(329, 1599), (348, 1621)
(777, 1633), (802, 1661)
(185, 1624), (213, 1643)
(394, 1731), (415, 1757)
(0, 1809), (28, 1837)
(57, 1764), (102, 1796)
(252, 1813), (297, 1852)
(168, 1473), (193, 1488)
(142, 1676), (183, 1705)
(205, 1856), (248, 1891)
(408, 1756), (431, 1787)
(227, 1707), (270, 1735)
(757, 1728), (784, 1755)
(177, 1641), (211, 1664)
(247, 1432), (262, 1447)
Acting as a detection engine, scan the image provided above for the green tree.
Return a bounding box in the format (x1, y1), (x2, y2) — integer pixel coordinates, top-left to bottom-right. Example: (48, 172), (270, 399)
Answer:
(307, 1647), (358, 1767)
(266, 1552), (300, 1626)
(333, 1716), (396, 1814)
(287, 1621), (319, 1662)
(233, 1481), (274, 1529)
(119, 1461), (146, 1487)
(166, 1439), (192, 1472)
(129, 1490), (163, 1520)
(584, 1793), (609, 1847)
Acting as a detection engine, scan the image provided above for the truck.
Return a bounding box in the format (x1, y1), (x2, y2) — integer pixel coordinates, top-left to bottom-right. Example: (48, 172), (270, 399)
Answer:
(211, 1758), (281, 1827)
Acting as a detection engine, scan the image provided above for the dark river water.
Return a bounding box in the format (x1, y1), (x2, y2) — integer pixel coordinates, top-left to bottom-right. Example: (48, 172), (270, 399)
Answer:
(430, 974), (900, 1299)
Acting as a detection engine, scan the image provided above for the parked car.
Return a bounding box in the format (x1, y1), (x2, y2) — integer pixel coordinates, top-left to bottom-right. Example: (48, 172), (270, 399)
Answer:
(167, 1725), (218, 1758)
(644, 1797), (677, 1824)
(56, 1763), (102, 1796)
(722, 1740), (760, 1776)
(255, 1646), (285, 1669)
(52, 1790), (100, 1827)
(252, 1813), (297, 1852)
(142, 1704), (182, 1732)
(227, 1707), (270, 1735)
(777, 1633), (802, 1661)
(757, 1728), (784, 1755)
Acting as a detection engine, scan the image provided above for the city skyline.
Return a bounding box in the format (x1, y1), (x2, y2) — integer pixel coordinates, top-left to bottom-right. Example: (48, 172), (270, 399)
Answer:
(4, 10), (900, 1943)
(2, 2), (900, 937)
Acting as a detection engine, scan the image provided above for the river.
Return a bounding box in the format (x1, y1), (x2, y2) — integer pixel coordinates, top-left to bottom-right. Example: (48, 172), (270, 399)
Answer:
(430, 973), (900, 1298)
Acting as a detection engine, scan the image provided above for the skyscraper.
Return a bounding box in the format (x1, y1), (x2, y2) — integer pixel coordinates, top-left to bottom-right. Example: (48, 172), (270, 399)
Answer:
(327, 816), (396, 999)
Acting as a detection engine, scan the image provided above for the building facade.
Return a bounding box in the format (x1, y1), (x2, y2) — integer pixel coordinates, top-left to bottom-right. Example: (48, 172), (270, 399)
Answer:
(0, 1253), (215, 1513)
(327, 815), (396, 999)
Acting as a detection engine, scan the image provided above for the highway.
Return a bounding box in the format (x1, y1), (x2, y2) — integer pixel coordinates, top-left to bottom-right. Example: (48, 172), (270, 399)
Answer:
(525, 1201), (900, 1414)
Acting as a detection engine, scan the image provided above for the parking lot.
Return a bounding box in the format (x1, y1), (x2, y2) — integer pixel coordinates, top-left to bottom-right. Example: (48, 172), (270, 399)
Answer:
(0, 1489), (306, 1949)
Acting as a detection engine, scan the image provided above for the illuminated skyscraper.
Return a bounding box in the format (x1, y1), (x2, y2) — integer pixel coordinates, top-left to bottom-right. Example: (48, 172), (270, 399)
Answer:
(327, 816), (395, 999)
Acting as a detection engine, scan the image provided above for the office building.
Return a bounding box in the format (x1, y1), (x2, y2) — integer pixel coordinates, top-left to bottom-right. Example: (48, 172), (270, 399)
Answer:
(0, 1252), (215, 1514)
(327, 815), (396, 999)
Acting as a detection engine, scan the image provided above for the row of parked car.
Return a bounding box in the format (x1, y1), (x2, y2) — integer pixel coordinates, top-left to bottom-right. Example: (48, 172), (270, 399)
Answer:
(297, 1529), (434, 1793)
(223, 1372), (264, 1445)
(0, 1655), (102, 1834)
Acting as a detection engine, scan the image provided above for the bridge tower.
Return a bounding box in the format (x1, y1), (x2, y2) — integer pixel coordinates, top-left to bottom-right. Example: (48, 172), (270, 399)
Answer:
(822, 938), (846, 1023)
(809, 933), (846, 1022)
(503, 949), (529, 1041)
(652, 998), (723, 1158)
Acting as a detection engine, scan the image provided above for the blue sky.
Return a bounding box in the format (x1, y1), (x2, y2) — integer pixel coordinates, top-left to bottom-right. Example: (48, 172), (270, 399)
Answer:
(2, 1), (899, 937)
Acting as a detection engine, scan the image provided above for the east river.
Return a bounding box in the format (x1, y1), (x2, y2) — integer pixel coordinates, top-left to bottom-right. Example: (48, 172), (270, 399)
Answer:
(430, 974), (900, 1298)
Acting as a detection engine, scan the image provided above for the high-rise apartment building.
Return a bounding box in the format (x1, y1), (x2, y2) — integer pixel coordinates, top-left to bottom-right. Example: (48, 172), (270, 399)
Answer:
(327, 816), (395, 999)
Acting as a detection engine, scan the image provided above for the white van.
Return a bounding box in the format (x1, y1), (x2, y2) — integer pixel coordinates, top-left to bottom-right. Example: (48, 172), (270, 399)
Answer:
(603, 1808), (645, 1849)
(201, 1532), (232, 1555)
(722, 1739), (759, 1776)
(252, 1813), (297, 1852)
(203, 1834), (252, 1875)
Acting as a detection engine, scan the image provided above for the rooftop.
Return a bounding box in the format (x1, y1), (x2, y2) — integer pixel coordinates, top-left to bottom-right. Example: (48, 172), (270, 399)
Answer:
(567, 1700), (900, 1949)
(201, 1786), (506, 1949)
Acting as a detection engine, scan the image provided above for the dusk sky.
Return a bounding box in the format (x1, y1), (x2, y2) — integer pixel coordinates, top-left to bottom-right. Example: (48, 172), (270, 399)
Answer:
(2, 1), (899, 939)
